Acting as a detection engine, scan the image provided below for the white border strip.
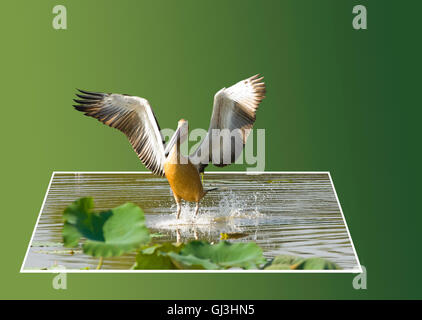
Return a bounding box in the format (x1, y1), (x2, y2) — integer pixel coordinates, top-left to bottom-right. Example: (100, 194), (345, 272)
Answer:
(328, 173), (362, 273)
(20, 171), (361, 274)
(20, 172), (55, 274)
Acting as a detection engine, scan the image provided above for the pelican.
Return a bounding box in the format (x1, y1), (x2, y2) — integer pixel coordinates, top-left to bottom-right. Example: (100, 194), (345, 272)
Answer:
(73, 75), (265, 218)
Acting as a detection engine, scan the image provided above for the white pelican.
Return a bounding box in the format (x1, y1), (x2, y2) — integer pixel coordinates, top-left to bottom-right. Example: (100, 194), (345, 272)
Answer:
(73, 75), (265, 218)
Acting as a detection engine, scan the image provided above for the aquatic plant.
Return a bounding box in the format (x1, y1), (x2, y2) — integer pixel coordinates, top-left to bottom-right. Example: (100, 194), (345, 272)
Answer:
(168, 241), (266, 270)
(133, 242), (184, 270)
(133, 240), (265, 270)
(62, 197), (150, 269)
(263, 254), (340, 270)
(62, 198), (340, 270)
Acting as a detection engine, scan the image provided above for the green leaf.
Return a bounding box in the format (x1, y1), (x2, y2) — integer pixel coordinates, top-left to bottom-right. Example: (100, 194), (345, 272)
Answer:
(169, 241), (266, 270)
(133, 243), (184, 270)
(263, 255), (303, 270)
(150, 233), (166, 238)
(168, 252), (218, 270)
(264, 254), (341, 270)
(292, 257), (341, 270)
(62, 197), (150, 257)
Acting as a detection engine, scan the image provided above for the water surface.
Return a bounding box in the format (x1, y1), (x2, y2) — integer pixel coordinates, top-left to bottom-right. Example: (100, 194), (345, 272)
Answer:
(23, 172), (359, 270)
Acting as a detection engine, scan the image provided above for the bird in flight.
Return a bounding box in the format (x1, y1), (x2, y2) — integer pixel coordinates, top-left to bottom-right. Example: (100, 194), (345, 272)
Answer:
(73, 75), (265, 218)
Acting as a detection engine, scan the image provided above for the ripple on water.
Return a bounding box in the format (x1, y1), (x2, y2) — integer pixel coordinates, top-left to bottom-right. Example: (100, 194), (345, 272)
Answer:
(22, 172), (359, 270)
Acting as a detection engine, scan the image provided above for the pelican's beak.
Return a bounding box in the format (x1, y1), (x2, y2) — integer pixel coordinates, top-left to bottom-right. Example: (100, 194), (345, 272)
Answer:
(164, 126), (181, 158)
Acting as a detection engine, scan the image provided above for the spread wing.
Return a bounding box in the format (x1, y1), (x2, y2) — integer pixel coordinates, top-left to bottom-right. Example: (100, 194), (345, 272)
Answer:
(73, 90), (166, 176)
(189, 74), (266, 172)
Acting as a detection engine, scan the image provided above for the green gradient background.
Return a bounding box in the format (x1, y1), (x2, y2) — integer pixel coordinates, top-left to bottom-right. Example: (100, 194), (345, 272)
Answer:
(1, 0), (420, 299)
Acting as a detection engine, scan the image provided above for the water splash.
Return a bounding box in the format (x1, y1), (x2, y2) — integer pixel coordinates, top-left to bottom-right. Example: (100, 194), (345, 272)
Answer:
(145, 190), (268, 237)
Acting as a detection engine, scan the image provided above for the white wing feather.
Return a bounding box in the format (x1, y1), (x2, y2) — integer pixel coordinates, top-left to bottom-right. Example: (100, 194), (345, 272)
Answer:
(189, 75), (266, 172)
(73, 90), (166, 176)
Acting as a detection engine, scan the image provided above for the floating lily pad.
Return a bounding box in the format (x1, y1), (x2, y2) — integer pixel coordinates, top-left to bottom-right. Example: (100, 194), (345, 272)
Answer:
(31, 241), (63, 248)
(220, 232), (249, 240)
(168, 240), (266, 270)
(263, 254), (303, 270)
(34, 249), (82, 255)
(292, 257), (341, 270)
(150, 233), (166, 238)
(62, 197), (150, 257)
(133, 242), (184, 270)
(264, 254), (341, 270)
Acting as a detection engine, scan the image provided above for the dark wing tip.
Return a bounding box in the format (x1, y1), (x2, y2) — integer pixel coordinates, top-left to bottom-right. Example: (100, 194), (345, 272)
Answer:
(76, 93), (101, 100)
(73, 89), (106, 111)
(77, 88), (105, 97)
(73, 105), (87, 112)
(73, 98), (92, 105)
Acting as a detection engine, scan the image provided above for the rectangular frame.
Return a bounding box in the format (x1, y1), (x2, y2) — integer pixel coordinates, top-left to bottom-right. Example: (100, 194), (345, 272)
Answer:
(20, 171), (362, 274)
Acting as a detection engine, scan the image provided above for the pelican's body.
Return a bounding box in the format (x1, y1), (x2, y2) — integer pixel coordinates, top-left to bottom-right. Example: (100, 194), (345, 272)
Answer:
(164, 129), (206, 218)
(73, 75), (266, 218)
(164, 153), (204, 203)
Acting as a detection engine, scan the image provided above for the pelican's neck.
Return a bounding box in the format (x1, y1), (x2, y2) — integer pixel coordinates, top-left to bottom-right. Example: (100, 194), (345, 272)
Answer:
(168, 141), (182, 164)
(166, 122), (188, 164)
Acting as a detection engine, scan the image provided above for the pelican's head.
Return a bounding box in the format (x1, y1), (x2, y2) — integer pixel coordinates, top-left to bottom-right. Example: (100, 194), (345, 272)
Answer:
(178, 118), (188, 128)
(177, 119), (189, 144)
